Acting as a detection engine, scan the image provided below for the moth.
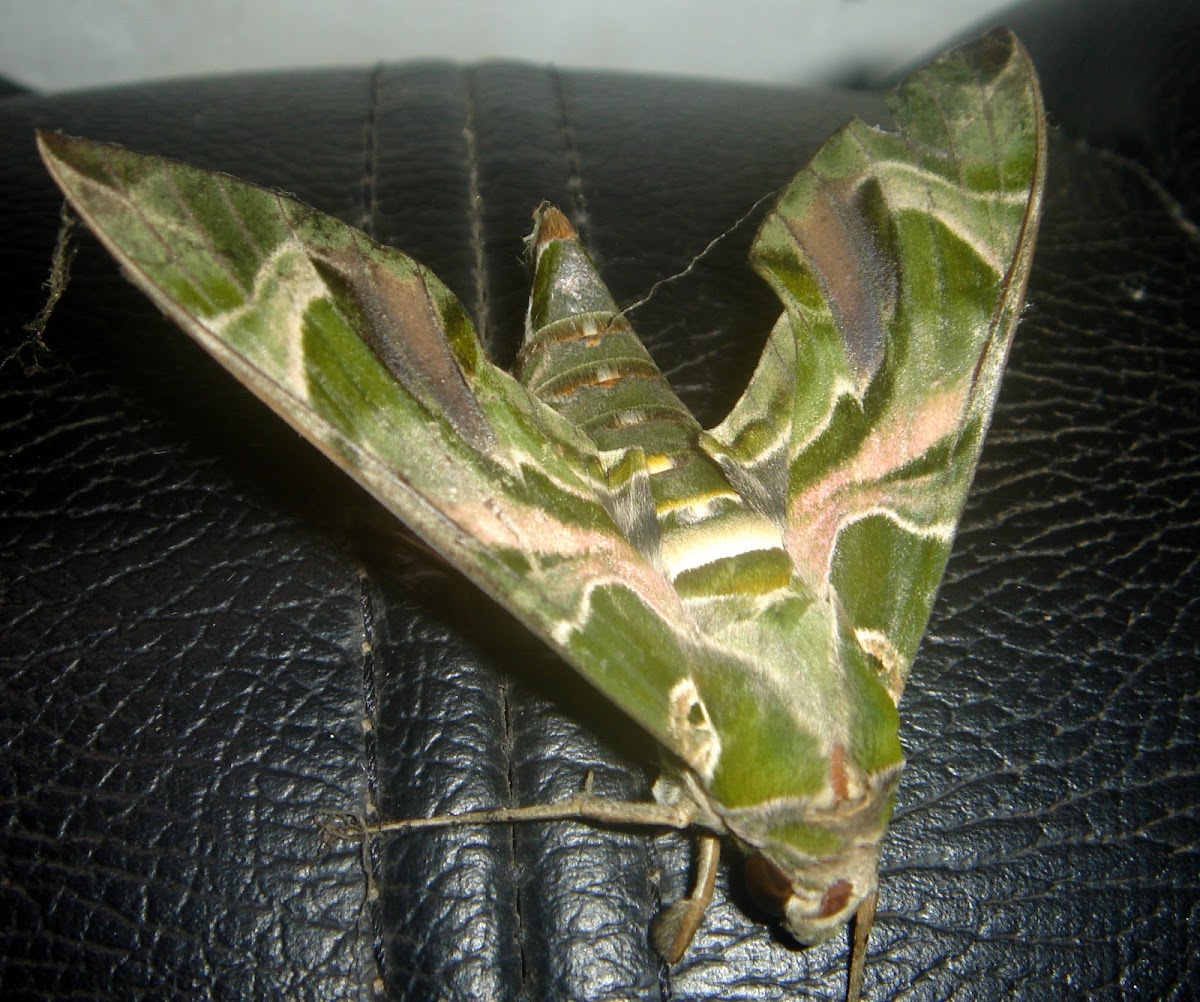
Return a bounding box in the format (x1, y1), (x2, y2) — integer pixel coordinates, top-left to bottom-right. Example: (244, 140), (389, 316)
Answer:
(37, 27), (1045, 1000)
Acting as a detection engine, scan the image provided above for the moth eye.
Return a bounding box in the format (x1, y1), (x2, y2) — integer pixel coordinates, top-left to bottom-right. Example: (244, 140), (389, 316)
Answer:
(744, 853), (793, 917)
(687, 700), (706, 726)
(818, 878), (853, 918)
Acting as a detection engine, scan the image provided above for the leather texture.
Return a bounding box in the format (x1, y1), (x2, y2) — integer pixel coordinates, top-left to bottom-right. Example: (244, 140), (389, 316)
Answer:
(2, 2), (1196, 999)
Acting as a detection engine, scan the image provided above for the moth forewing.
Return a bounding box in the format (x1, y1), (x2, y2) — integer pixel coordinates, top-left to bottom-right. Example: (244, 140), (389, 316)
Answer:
(37, 25), (1045, 1002)
(700, 25), (1046, 957)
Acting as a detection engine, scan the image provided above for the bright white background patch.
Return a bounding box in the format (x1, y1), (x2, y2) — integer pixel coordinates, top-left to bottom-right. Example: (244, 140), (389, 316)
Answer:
(11, 1), (1019, 92)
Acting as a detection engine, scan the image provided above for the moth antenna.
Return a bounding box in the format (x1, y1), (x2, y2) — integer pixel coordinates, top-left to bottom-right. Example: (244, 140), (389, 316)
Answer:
(846, 889), (877, 1002)
(316, 790), (699, 842)
(617, 184), (783, 322)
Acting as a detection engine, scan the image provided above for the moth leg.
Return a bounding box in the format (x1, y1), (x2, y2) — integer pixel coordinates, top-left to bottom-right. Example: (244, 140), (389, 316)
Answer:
(651, 833), (721, 963)
(845, 888), (877, 1002)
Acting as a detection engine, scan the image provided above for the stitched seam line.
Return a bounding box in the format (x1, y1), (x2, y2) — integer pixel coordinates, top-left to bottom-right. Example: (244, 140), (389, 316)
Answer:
(355, 567), (388, 995)
(461, 65), (528, 991)
(462, 67), (490, 350)
(355, 67), (386, 995)
(361, 64), (383, 237)
(550, 66), (592, 249)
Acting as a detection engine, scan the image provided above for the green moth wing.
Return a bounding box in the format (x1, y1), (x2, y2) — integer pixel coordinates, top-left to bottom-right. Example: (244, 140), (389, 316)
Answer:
(705, 28), (1047, 700)
(36, 25), (1046, 991)
(34, 129), (721, 767)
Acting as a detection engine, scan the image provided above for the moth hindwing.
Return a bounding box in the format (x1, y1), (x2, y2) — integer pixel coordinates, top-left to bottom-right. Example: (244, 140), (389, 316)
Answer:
(37, 26), (1045, 998)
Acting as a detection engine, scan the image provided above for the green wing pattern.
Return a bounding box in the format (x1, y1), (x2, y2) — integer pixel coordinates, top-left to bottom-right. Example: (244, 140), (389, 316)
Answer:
(704, 28), (1046, 697)
(36, 131), (718, 760)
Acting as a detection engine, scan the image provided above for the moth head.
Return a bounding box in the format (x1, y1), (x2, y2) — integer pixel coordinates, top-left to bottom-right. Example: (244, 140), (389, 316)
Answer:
(743, 840), (881, 945)
(731, 757), (902, 946)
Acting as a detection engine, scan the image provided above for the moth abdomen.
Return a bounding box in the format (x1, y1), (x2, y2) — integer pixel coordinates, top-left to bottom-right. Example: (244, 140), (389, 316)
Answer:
(520, 204), (797, 600)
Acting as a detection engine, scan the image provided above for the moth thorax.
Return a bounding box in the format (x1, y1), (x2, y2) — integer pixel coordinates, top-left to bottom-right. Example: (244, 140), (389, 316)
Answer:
(744, 841), (881, 946)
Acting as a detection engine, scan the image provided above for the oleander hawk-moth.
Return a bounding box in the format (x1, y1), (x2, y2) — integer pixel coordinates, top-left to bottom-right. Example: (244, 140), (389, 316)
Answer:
(37, 27), (1045, 997)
